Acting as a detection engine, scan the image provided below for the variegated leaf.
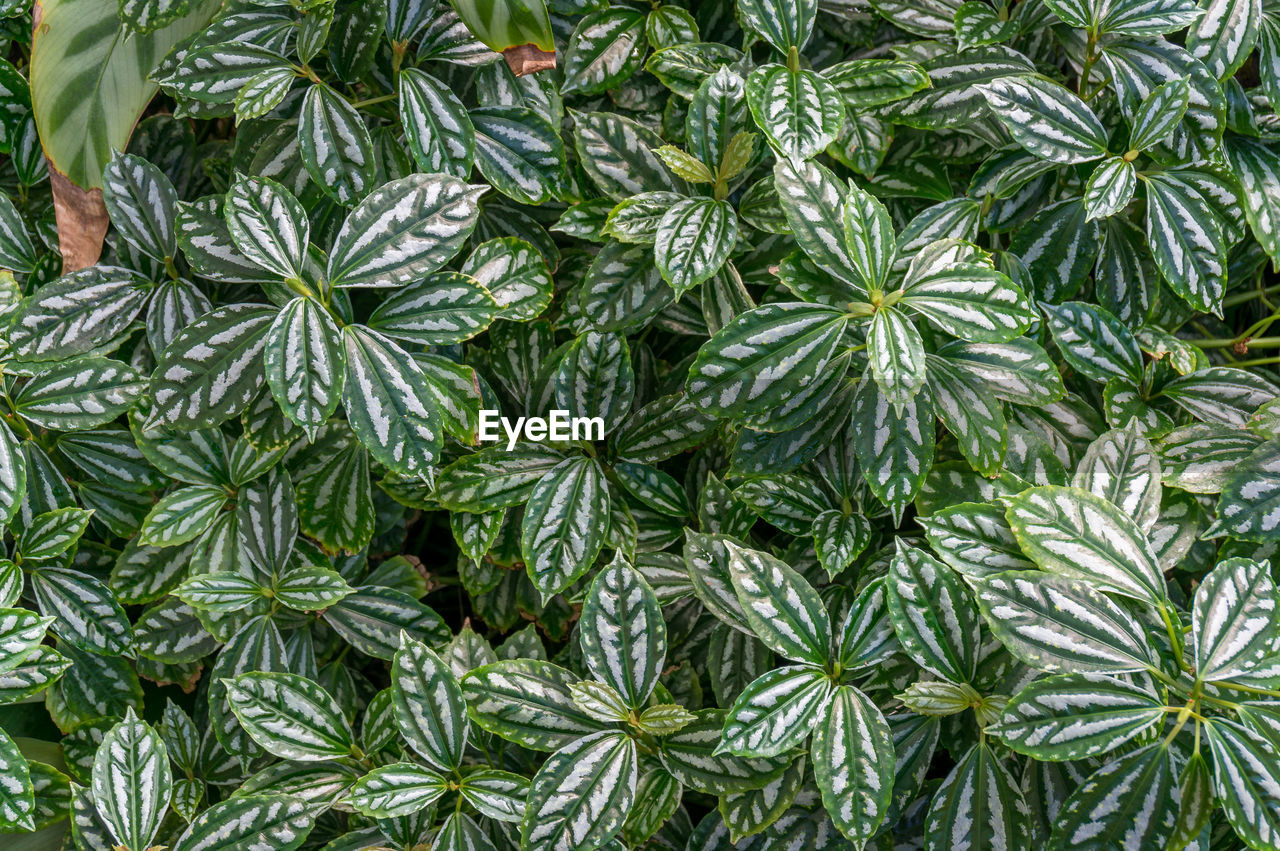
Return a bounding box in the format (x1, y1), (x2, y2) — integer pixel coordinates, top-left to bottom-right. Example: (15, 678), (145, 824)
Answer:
(989, 673), (1166, 760)
(341, 326), (441, 477)
(392, 634), (469, 772)
(521, 731), (637, 851)
(399, 67), (474, 178)
(1004, 485), (1166, 605)
(150, 304), (275, 430)
(975, 571), (1161, 673)
(580, 558), (666, 707)
(91, 709), (171, 851)
(886, 541), (981, 682)
(520, 455), (609, 599)
(720, 665), (830, 757)
(327, 173), (484, 289)
(263, 297), (343, 440)
(976, 75), (1108, 163)
(1191, 557), (1280, 682)
(223, 672), (355, 761)
(811, 685), (895, 843)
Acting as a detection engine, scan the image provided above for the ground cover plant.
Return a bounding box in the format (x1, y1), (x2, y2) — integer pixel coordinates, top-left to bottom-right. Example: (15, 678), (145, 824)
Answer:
(1, 0), (1280, 847)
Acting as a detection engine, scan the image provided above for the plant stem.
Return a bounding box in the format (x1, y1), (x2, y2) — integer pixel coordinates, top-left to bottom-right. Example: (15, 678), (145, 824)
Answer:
(1158, 603), (1186, 671)
(1198, 336), (1280, 349)
(1217, 681), (1280, 699)
(349, 92), (397, 109)
(1231, 355), (1280, 368)
(1223, 283), (1280, 308)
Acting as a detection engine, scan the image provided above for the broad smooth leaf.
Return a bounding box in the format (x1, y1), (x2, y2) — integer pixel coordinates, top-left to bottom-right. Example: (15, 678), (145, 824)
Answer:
(521, 731), (637, 851)
(223, 672), (355, 761)
(811, 685), (895, 843)
(392, 634), (469, 772)
(724, 541), (831, 666)
(975, 571), (1161, 673)
(1004, 485), (1167, 605)
(579, 559), (666, 707)
(91, 709), (171, 851)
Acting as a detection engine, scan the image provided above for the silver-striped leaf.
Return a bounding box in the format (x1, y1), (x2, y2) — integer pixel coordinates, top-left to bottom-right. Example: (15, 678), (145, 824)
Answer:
(366, 271), (498, 346)
(1072, 420), (1163, 532)
(399, 68), (474, 178)
(810, 684), (895, 843)
(520, 455), (609, 599)
(222, 672), (355, 761)
(1005, 485), (1166, 605)
(298, 83), (374, 206)
(579, 558), (666, 708)
(326, 173), (484, 289)
(341, 325), (441, 477)
(520, 731), (637, 851)
(924, 740), (1030, 851)
(867, 305), (927, 411)
(1049, 741), (1178, 849)
(976, 75), (1108, 163)
(975, 571), (1161, 673)
(90, 709), (171, 851)
(852, 374), (935, 518)
(13, 357), (146, 431)
(1191, 557), (1280, 682)
(149, 304), (275, 430)
(686, 302), (848, 420)
(745, 65), (844, 161)
(462, 659), (609, 752)
(719, 665), (830, 757)
(101, 153), (177, 263)
(345, 762), (447, 819)
(655, 197), (737, 299)
(988, 673), (1167, 761)
(168, 795), (314, 851)
(724, 540), (830, 666)
(392, 634), (469, 772)
(886, 541), (980, 683)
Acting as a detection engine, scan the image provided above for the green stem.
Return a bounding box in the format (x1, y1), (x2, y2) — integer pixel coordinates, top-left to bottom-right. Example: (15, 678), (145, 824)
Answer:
(1223, 283), (1280, 308)
(1230, 354), (1280, 368)
(1217, 681), (1280, 699)
(1157, 603), (1186, 672)
(1162, 699), (1196, 745)
(349, 92), (397, 110)
(1198, 336), (1280, 350)
(1079, 31), (1099, 99)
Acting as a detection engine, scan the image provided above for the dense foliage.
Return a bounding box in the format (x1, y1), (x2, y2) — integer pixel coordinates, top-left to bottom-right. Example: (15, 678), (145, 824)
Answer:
(1, 0), (1280, 847)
